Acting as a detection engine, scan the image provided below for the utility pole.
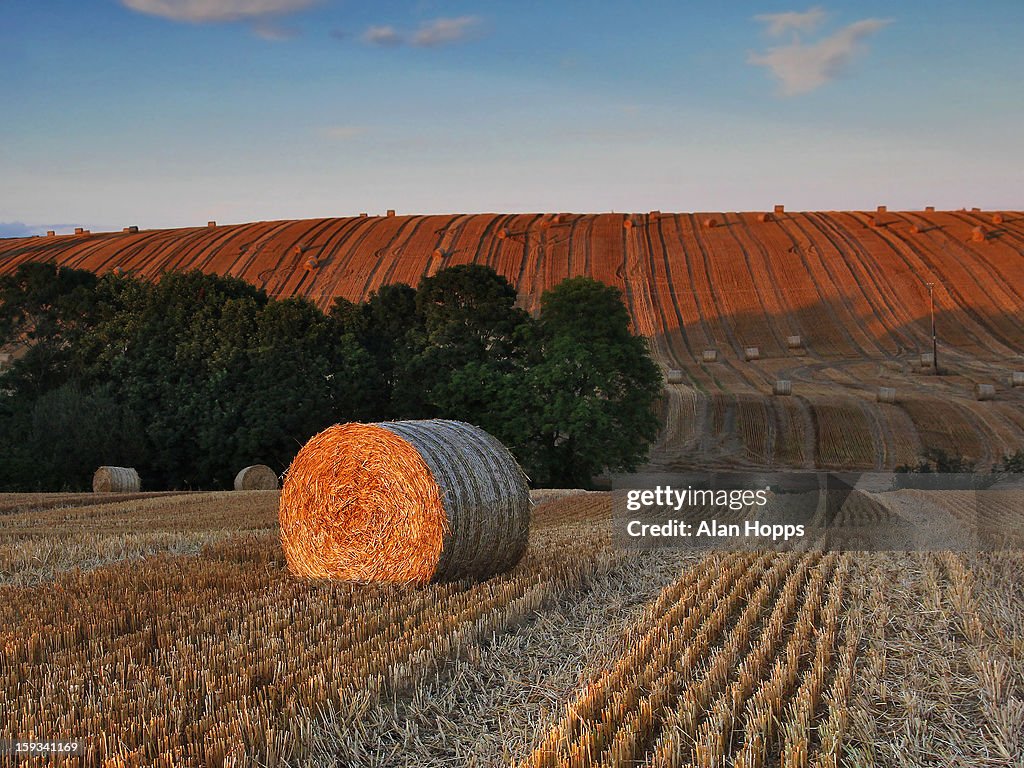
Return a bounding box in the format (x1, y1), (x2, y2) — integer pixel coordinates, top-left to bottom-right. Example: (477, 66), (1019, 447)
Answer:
(927, 282), (938, 373)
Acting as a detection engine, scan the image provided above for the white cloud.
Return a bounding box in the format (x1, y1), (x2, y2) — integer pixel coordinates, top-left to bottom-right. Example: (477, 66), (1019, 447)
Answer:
(120, 0), (318, 23)
(411, 16), (481, 47)
(754, 6), (827, 37)
(362, 25), (404, 47)
(320, 125), (367, 140)
(749, 17), (891, 95)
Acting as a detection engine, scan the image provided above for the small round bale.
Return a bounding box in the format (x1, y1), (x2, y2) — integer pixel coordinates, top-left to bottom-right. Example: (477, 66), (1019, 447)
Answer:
(744, 347), (760, 361)
(234, 464), (279, 491)
(786, 335), (803, 349)
(774, 204), (785, 213)
(920, 352), (935, 368)
(1011, 372), (1024, 388)
(972, 226), (987, 242)
(758, 212), (773, 222)
(496, 228), (509, 240)
(976, 384), (996, 401)
(666, 369), (684, 384)
(773, 380), (792, 396)
(702, 349), (719, 363)
(623, 217), (634, 230)
(279, 420), (530, 584)
(93, 466), (141, 493)
(704, 217), (719, 228)
(877, 387), (897, 404)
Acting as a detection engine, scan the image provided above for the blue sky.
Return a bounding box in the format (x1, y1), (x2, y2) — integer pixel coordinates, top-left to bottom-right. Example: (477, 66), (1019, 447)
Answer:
(2, 1), (1022, 235)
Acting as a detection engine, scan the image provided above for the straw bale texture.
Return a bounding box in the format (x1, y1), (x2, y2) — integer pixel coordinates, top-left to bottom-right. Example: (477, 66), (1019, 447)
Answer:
(702, 349), (718, 362)
(234, 464), (279, 491)
(666, 369), (684, 384)
(773, 380), (792, 396)
(744, 347), (760, 361)
(786, 335), (803, 349)
(92, 466), (141, 493)
(279, 420), (530, 584)
(877, 387), (897, 404)
(1012, 372), (1024, 387)
(975, 384), (996, 401)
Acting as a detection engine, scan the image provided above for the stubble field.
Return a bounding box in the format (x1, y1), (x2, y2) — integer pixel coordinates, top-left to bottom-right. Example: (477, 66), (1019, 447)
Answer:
(2, 490), (1021, 767)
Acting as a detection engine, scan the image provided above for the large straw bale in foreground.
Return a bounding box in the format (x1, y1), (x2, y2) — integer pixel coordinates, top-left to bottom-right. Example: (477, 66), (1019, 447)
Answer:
(92, 466), (141, 493)
(234, 464), (279, 490)
(279, 420), (531, 583)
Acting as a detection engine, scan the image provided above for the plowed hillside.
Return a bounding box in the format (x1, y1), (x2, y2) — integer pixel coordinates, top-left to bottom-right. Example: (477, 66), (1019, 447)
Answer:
(3, 210), (1023, 470)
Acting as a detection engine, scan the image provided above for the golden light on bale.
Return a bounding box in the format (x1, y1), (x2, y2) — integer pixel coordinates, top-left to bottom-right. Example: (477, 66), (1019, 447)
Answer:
(757, 212), (773, 222)
(877, 205), (887, 213)
(774, 204), (785, 213)
(972, 226), (987, 242)
(992, 213), (1004, 224)
(666, 369), (684, 384)
(386, 209), (396, 217)
(623, 217), (634, 230)
(93, 466), (141, 493)
(305, 256), (319, 270)
(496, 228), (509, 240)
(925, 205), (935, 212)
(703, 217), (719, 228)
(279, 420), (530, 584)
(234, 464), (279, 491)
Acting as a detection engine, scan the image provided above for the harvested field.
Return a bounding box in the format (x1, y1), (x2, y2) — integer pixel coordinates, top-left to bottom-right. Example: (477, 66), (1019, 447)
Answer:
(1, 491), (1021, 766)
(5, 210), (1023, 471)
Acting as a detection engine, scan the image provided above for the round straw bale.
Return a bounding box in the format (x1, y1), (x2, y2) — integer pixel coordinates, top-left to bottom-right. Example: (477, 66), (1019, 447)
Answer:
(666, 369), (684, 384)
(234, 464), (279, 491)
(992, 213), (1004, 224)
(1011, 372), (1024, 388)
(279, 420), (530, 583)
(496, 227), (509, 240)
(703, 217), (719, 228)
(877, 386), (897, 404)
(786, 335), (803, 349)
(975, 384), (996, 401)
(702, 349), (718, 363)
(773, 380), (792, 396)
(623, 217), (634, 229)
(972, 226), (986, 242)
(93, 466), (141, 493)
(757, 212), (773, 222)
(743, 346), (760, 361)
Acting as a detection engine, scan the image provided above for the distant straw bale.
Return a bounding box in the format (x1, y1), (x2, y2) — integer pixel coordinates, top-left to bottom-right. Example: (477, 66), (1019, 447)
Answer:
(758, 212), (773, 222)
(744, 347), (760, 361)
(774, 204), (785, 213)
(234, 465), (279, 491)
(702, 349), (719, 363)
(975, 384), (995, 401)
(773, 380), (792, 396)
(93, 466), (141, 493)
(992, 213), (1004, 224)
(704, 217), (719, 228)
(279, 420), (530, 584)
(972, 226), (986, 242)
(877, 387), (897, 404)
(666, 369), (684, 384)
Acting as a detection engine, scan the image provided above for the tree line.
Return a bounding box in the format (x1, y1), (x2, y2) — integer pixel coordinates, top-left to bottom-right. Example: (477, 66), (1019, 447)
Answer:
(0, 262), (662, 490)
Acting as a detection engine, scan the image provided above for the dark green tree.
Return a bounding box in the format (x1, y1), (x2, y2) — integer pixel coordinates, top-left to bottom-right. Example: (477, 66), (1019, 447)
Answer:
(519, 277), (662, 487)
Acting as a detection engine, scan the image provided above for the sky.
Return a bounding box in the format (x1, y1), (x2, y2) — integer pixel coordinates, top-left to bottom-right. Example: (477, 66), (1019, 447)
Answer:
(2, 1), (1022, 235)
